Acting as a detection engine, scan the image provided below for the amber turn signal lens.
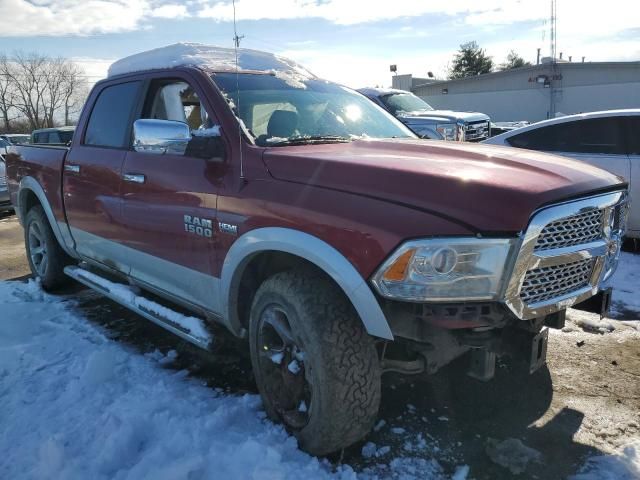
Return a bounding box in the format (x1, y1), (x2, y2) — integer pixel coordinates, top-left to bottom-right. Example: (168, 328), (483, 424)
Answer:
(382, 249), (415, 281)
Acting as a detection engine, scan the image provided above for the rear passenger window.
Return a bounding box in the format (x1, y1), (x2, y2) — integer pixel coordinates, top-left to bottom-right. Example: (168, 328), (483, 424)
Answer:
(507, 124), (558, 150)
(85, 81), (141, 148)
(508, 118), (624, 154)
(626, 117), (640, 155)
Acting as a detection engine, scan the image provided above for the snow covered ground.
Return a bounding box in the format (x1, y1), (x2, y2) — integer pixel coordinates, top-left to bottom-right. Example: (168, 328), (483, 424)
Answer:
(0, 280), (448, 479)
(1, 252), (639, 479)
(609, 250), (640, 317)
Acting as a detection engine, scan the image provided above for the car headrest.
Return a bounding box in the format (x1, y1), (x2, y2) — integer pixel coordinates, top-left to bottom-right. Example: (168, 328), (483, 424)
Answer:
(267, 110), (298, 138)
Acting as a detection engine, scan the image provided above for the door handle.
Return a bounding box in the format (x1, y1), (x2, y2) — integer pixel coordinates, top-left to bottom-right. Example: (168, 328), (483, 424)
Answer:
(64, 164), (80, 173)
(123, 173), (146, 184)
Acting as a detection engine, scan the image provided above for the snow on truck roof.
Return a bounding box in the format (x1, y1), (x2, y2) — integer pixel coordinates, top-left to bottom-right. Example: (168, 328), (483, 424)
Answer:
(108, 43), (316, 88)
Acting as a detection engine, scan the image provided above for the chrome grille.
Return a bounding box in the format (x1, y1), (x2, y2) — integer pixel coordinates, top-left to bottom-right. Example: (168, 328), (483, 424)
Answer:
(504, 191), (627, 320)
(465, 120), (490, 142)
(0, 173), (6, 186)
(535, 209), (603, 251)
(520, 258), (595, 305)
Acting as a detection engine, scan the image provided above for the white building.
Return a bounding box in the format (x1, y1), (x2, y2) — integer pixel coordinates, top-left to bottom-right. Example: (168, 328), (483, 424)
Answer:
(394, 61), (640, 122)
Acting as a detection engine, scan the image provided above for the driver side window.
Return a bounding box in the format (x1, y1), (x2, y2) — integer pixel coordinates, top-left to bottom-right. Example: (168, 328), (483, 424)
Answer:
(143, 80), (212, 132)
(140, 79), (224, 159)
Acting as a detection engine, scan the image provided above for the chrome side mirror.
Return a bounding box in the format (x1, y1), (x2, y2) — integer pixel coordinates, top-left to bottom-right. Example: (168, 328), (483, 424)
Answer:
(133, 119), (191, 155)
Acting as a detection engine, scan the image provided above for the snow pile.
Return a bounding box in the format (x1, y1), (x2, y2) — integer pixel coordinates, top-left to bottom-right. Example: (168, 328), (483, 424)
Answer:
(608, 251), (640, 316)
(108, 43), (316, 88)
(569, 440), (640, 480)
(0, 280), (352, 479)
(485, 438), (542, 475)
(571, 314), (617, 334)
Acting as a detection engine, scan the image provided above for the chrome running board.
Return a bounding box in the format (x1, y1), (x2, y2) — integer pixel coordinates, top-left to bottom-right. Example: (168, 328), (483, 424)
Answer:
(64, 265), (212, 350)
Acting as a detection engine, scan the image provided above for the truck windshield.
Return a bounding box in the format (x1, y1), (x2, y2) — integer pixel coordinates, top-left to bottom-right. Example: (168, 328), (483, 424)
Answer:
(381, 93), (434, 115)
(212, 73), (414, 146)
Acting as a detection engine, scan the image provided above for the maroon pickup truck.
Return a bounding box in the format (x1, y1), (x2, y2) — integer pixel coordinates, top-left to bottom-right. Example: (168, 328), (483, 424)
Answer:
(5, 44), (629, 456)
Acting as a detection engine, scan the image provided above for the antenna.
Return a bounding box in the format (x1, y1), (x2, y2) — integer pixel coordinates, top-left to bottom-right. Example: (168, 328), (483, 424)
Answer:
(232, 0), (245, 180)
(549, 0), (558, 118)
(550, 0), (557, 62)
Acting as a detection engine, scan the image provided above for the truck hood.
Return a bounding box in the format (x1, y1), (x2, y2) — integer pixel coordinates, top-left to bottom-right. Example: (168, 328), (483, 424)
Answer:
(263, 139), (625, 233)
(399, 110), (489, 124)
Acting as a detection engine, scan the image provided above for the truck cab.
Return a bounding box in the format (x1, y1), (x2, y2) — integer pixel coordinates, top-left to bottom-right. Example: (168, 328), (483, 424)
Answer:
(358, 87), (491, 142)
(5, 43), (629, 457)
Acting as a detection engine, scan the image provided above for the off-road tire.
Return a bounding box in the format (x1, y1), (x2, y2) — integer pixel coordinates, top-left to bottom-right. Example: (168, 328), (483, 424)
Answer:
(249, 268), (381, 456)
(24, 206), (71, 290)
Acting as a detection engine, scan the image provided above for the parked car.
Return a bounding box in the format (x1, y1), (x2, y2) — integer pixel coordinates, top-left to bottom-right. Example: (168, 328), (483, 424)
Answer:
(0, 134), (31, 145)
(5, 43), (628, 456)
(0, 138), (11, 156)
(484, 110), (638, 238)
(31, 126), (75, 145)
(489, 121), (530, 136)
(358, 87), (491, 141)
(0, 154), (12, 212)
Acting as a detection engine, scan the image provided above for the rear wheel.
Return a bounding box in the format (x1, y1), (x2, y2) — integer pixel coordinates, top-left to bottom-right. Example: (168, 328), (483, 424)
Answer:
(249, 269), (381, 456)
(24, 206), (71, 290)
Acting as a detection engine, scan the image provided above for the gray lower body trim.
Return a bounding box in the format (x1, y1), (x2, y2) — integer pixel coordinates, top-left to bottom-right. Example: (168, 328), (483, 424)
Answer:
(69, 227), (222, 319)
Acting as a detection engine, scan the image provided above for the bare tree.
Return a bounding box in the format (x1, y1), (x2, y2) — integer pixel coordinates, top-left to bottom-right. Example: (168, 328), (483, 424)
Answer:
(7, 51), (50, 130)
(61, 62), (88, 125)
(0, 51), (89, 131)
(0, 54), (16, 131)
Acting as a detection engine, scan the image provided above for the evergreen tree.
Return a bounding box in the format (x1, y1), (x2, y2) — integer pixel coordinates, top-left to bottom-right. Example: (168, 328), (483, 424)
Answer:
(500, 50), (533, 71)
(449, 41), (493, 79)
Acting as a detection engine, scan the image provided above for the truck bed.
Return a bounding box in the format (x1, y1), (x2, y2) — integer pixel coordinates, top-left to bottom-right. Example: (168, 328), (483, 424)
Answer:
(5, 144), (69, 223)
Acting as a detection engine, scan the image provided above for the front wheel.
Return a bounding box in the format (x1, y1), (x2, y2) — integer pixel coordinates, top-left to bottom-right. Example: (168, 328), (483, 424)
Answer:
(24, 206), (71, 290)
(249, 269), (381, 456)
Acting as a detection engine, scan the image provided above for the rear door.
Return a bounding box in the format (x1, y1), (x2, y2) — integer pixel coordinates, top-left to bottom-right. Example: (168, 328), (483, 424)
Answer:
(63, 80), (142, 273)
(624, 116), (640, 235)
(119, 74), (226, 312)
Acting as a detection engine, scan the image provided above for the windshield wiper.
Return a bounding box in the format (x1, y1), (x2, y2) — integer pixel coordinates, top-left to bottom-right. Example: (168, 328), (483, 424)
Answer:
(266, 135), (352, 146)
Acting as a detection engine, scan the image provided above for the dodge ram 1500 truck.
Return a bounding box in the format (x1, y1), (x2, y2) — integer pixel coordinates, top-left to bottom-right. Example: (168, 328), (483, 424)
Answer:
(6, 43), (628, 456)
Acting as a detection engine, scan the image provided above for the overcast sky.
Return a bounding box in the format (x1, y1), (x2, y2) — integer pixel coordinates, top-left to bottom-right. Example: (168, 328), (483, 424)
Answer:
(0, 0), (638, 88)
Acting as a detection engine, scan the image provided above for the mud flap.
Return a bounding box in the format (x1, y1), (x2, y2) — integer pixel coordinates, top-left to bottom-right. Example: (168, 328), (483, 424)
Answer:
(529, 327), (549, 374)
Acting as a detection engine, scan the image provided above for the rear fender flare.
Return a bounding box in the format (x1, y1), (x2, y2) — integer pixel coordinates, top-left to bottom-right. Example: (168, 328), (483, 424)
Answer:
(220, 227), (393, 340)
(18, 176), (78, 258)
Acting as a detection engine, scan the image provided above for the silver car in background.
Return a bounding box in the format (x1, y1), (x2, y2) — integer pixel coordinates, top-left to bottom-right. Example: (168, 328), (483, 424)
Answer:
(484, 109), (639, 239)
(0, 154), (12, 212)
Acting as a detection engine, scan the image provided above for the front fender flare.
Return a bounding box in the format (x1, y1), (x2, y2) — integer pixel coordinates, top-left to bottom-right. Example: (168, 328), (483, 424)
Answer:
(220, 227), (393, 340)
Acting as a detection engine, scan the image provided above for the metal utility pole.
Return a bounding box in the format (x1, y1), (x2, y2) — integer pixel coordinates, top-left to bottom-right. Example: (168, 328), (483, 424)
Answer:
(549, 0), (558, 118)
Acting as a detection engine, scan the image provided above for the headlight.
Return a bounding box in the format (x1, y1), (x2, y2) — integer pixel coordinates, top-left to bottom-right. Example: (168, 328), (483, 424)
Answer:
(435, 123), (457, 141)
(371, 238), (515, 302)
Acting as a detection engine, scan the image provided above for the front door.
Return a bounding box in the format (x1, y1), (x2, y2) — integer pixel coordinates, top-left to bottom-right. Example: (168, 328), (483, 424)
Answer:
(120, 76), (226, 313)
(63, 80), (143, 273)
